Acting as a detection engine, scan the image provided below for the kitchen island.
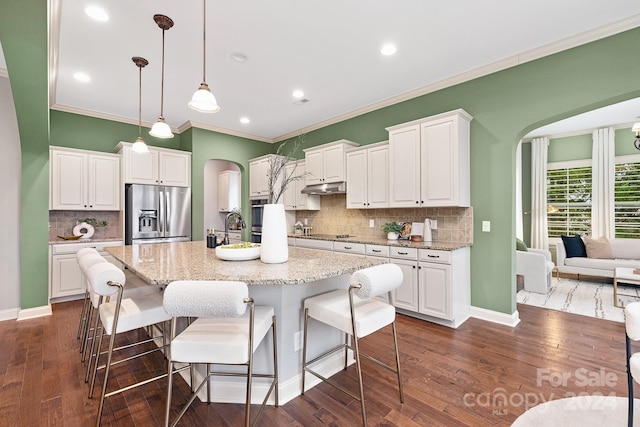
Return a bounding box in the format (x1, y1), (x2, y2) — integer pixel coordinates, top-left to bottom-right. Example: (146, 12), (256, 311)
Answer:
(105, 241), (388, 404)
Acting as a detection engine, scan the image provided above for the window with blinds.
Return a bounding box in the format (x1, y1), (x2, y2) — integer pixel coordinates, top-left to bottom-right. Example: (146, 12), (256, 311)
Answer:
(546, 164), (592, 237)
(615, 160), (640, 238)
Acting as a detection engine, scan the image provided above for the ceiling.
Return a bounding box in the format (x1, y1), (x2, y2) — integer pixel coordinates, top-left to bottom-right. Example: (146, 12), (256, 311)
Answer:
(5, 1), (640, 142)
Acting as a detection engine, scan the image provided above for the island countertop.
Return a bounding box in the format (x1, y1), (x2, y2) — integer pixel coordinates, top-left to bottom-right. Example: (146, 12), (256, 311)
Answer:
(105, 241), (387, 286)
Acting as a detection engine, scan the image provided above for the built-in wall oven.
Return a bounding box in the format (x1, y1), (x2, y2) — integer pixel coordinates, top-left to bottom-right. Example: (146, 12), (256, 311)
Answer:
(250, 199), (267, 243)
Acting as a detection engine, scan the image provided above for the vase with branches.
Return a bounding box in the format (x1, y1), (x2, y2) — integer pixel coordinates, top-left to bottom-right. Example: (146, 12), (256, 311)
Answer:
(267, 134), (308, 204)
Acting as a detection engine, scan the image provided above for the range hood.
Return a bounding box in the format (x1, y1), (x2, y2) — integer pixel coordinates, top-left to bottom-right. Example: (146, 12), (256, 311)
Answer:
(301, 182), (347, 195)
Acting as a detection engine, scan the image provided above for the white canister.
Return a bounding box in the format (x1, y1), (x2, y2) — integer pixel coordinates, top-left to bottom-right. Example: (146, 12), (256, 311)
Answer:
(423, 219), (432, 242)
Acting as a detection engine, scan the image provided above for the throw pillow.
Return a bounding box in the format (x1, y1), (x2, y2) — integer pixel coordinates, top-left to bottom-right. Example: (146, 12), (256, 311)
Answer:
(583, 236), (613, 259)
(516, 238), (528, 252)
(561, 234), (587, 258)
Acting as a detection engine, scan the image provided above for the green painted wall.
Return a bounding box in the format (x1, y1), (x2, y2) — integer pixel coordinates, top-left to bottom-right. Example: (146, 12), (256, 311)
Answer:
(3, 0), (640, 315)
(0, 0), (49, 310)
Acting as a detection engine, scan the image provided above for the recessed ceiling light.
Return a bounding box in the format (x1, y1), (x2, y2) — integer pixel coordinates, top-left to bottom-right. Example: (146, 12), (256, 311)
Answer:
(73, 72), (90, 83)
(292, 90), (304, 98)
(85, 6), (109, 22)
(240, 117), (250, 124)
(380, 43), (397, 56)
(231, 52), (248, 63)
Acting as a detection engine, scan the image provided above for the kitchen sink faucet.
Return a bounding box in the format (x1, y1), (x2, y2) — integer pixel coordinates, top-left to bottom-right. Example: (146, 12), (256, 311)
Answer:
(223, 211), (246, 245)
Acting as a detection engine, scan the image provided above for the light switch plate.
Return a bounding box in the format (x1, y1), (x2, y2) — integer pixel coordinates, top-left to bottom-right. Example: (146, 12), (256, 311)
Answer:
(482, 221), (491, 232)
(369, 219), (375, 228)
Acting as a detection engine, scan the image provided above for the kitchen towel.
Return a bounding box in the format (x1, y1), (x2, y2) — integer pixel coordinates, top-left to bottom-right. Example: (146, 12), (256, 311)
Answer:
(351, 263), (403, 299)
(163, 280), (249, 318)
(86, 262), (126, 297)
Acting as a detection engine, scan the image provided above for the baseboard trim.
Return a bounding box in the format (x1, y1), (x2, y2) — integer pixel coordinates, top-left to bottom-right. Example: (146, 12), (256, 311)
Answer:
(0, 307), (20, 322)
(470, 306), (520, 327)
(17, 305), (52, 321)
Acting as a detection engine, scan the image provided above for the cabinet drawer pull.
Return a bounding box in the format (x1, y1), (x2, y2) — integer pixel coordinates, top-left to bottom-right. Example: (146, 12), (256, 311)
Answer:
(344, 246), (352, 250)
(372, 249), (381, 253)
(398, 251), (408, 255)
(427, 254), (440, 258)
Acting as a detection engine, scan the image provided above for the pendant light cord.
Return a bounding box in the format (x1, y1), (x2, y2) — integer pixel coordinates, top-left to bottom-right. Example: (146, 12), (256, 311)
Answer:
(202, 0), (207, 83)
(138, 64), (142, 137)
(160, 28), (165, 118)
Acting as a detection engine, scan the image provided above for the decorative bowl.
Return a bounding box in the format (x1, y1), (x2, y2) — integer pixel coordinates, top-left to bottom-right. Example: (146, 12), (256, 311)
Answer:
(215, 243), (261, 261)
(58, 235), (82, 240)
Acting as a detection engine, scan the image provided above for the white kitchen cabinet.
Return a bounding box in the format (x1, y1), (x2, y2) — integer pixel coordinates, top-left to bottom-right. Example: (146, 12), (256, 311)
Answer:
(215, 230), (242, 244)
(249, 155), (272, 199)
(387, 109), (472, 207)
(50, 146), (120, 211)
(49, 241), (123, 301)
(389, 247), (419, 311)
(303, 139), (358, 185)
(218, 170), (241, 212)
(346, 142), (389, 209)
(283, 160), (320, 211)
(117, 142), (191, 187)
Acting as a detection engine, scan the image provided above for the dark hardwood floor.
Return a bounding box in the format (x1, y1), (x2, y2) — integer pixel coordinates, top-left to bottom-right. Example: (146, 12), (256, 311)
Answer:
(0, 300), (631, 426)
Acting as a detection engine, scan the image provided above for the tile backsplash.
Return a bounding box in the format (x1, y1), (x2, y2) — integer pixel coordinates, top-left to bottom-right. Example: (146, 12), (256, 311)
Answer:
(294, 194), (473, 243)
(49, 211), (121, 241)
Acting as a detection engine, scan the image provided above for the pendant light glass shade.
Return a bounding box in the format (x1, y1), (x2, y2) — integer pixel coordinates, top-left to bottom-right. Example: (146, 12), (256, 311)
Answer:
(189, 0), (220, 113)
(132, 56), (149, 154)
(150, 14), (174, 138)
(189, 83), (220, 113)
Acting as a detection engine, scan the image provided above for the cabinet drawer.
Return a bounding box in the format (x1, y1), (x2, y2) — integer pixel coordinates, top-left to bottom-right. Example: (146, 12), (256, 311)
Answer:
(419, 249), (451, 264)
(295, 238), (334, 251)
(333, 242), (365, 255)
(52, 241), (123, 255)
(390, 246), (417, 260)
(366, 244), (389, 257)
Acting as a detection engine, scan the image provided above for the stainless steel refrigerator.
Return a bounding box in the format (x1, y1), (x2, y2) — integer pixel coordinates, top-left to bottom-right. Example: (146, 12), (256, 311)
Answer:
(125, 184), (191, 244)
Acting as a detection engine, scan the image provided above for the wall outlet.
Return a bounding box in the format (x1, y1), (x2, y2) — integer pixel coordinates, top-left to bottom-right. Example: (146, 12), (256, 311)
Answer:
(430, 220), (437, 229)
(304, 218), (308, 225)
(293, 331), (303, 352)
(369, 219), (375, 228)
(482, 221), (491, 232)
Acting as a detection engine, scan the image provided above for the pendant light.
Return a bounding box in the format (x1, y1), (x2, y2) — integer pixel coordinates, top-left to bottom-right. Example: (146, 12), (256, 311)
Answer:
(149, 14), (174, 138)
(188, 0), (220, 113)
(633, 121), (640, 150)
(132, 57), (150, 153)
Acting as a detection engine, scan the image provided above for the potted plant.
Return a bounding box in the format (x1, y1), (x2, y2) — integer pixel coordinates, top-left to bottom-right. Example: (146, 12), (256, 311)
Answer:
(383, 222), (403, 240)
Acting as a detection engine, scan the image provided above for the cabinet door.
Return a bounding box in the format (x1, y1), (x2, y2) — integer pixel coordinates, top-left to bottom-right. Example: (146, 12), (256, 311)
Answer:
(51, 254), (86, 298)
(367, 145), (389, 208)
(391, 259), (419, 311)
(323, 144), (345, 183)
(218, 171), (231, 212)
(304, 149), (323, 185)
(159, 151), (191, 187)
(283, 163), (297, 210)
(421, 119), (455, 206)
(418, 262), (452, 320)
(249, 158), (270, 199)
(126, 148), (159, 185)
(50, 149), (86, 210)
(88, 154), (120, 210)
(389, 124), (421, 207)
(346, 150), (368, 209)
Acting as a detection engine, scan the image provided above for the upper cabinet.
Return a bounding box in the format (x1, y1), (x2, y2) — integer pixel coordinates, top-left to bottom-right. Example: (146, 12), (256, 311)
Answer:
(50, 146), (120, 211)
(303, 139), (358, 185)
(283, 160), (320, 211)
(218, 170), (241, 212)
(387, 109), (472, 208)
(249, 155), (272, 200)
(346, 142), (389, 209)
(116, 142), (191, 187)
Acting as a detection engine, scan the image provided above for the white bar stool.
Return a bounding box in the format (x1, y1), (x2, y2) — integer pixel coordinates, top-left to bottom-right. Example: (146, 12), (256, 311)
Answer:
(301, 263), (404, 427)
(163, 280), (279, 427)
(76, 248), (102, 343)
(625, 302), (640, 427)
(85, 261), (172, 426)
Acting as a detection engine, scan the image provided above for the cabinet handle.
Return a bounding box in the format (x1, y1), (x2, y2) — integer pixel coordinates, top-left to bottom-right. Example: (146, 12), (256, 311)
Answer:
(412, 265), (416, 269)
(427, 254), (440, 259)
(415, 201), (419, 204)
(398, 251), (408, 255)
(344, 246), (352, 250)
(372, 249), (381, 253)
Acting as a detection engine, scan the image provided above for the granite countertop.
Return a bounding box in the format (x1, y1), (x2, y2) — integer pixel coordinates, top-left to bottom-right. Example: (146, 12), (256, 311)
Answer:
(289, 234), (471, 251)
(105, 241), (387, 286)
(49, 237), (124, 245)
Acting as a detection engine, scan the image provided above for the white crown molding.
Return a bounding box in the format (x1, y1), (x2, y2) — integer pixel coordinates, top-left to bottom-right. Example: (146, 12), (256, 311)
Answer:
(51, 103), (161, 129)
(178, 121), (274, 143)
(522, 121), (636, 142)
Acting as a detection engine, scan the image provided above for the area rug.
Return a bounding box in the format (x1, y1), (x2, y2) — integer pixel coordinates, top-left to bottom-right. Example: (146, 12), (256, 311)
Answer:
(517, 278), (640, 323)
(511, 396), (640, 426)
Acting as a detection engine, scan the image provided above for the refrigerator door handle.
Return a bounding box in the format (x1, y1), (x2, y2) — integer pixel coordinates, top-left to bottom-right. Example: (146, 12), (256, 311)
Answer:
(159, 190), (165, 234)
(165, 192), (171, 234)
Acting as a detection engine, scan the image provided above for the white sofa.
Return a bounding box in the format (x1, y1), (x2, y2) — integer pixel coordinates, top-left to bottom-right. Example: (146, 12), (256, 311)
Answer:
(517, 249), (555, 294)
(556, 238), (640, 279)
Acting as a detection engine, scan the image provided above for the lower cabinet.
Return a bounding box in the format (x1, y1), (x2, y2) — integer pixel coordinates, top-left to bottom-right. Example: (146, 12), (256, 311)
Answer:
(50, 241), (124, 301)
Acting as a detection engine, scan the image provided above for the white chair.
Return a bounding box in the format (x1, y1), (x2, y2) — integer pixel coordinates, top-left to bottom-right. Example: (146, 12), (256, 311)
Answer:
(163, 280), (278, 427)
(85, 261), (172, 426)
(76, 249), (106, 352)
(301, 263), (404, 427)
(516, 248), (555, 294)
(625, 302), (640, 427)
